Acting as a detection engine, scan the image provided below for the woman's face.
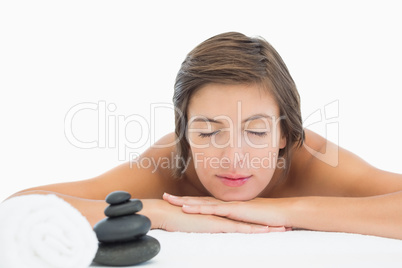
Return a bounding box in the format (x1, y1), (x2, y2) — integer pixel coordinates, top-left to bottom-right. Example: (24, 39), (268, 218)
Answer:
(187, 83), (286, 201)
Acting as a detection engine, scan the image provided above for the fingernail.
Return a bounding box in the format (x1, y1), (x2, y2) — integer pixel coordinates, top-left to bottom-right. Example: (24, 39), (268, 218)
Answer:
(182, 204), (190, 208)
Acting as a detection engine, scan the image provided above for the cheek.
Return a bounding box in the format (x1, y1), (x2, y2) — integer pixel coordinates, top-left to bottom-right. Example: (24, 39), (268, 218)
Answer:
(248, 150), (279, 171)
(190, 147), (220, 176)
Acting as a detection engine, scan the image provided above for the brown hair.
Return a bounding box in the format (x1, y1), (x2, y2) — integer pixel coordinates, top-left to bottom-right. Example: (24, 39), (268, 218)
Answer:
(172, 32), (304, 179)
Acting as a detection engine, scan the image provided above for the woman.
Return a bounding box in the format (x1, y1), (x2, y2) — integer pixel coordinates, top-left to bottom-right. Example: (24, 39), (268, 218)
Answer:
(9, 32), (402, 239)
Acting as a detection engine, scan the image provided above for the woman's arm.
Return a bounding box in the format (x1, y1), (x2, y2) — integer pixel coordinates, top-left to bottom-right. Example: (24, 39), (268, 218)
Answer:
(7, 190), (286, 233)
(164, 192), (402, 239)
(6, 133), (284, 233)
(289, 191), (402, 239)
(289, 129), (402, 238)
(163, 129), (402, 239)
(7, 189), (165, 228)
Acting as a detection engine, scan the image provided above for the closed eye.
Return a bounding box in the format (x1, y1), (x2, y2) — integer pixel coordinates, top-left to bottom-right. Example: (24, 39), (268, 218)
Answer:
(198, 130), (220, 138)
(246, 130), (268, 137)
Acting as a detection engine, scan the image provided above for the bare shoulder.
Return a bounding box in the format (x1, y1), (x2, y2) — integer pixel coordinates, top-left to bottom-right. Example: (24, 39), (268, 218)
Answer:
(285, 129), (402, 197)
(17, 132), (183, 200)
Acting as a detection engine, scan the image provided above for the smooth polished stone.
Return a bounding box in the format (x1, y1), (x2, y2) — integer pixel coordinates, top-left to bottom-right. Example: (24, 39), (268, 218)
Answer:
(104, 199), (143, 217)
(94, 214), (151, 243)
(93, 235), (160, 266)
(105, 191), (131, 205)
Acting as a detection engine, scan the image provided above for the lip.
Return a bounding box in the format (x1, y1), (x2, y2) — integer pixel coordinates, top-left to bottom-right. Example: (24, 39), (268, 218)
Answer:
(216, 174), (252, 187)
(216, 173), (252, 179)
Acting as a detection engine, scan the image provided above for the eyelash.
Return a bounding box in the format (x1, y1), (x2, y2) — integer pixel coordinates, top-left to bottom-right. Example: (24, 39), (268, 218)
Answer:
(198, 130), (220, 138)
(198, 130), (267, 138)
(246, 131), (268, 137)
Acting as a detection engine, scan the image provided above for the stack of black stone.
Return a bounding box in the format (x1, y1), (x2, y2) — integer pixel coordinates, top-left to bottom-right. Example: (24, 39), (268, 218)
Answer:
(92, 191), (160, 266)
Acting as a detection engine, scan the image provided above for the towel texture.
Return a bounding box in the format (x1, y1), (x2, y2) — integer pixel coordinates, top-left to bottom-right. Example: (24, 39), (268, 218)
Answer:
(0, 194), (98, 268)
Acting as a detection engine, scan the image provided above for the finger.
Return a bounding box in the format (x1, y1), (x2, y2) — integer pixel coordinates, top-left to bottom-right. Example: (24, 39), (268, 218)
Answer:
(182, 203), (232, 218)
(217, 221), (286, 234)
(162, 193), (185, 206)
(182, 205), (290, 233)
(164, 193), (219, 203)
(163, 193), (221, 206)
(232, 224), (271, 234)
(268, 226), (287, 232)
(183, 203), (268, 226)
(213, 218), (268, 234)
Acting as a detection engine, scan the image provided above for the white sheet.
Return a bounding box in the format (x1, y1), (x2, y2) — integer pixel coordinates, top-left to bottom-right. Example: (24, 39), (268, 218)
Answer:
(90, 229), (402, 267)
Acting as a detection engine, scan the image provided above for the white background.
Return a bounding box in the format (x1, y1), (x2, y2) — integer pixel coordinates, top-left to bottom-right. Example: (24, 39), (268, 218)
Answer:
(1, 0), (401, 202)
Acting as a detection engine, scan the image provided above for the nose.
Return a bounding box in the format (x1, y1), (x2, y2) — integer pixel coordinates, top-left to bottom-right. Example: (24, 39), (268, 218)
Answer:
(220, 130), (247, 169)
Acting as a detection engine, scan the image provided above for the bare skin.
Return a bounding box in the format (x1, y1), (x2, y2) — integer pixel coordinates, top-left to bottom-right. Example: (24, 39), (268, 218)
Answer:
(8, 84), (402, 239)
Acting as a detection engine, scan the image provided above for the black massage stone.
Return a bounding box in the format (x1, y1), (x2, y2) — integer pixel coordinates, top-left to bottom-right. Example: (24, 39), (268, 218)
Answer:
(105, 191), (131, 205)
(104, 199), (143, 217)
(94, 235), (160, 266)
(92, 191), (160, 266)
(94, 214), (151, 243)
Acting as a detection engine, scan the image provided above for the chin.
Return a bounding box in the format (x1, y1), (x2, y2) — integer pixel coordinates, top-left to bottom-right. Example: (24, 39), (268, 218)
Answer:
(214, 191), (258, 202)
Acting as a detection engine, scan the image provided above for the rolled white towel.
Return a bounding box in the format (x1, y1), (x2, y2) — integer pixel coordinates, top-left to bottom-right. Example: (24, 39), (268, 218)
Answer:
(0, 194), (98, 268)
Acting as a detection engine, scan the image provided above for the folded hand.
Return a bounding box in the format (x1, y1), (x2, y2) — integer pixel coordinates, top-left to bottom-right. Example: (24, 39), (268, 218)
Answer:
(162, 193), (292, 232)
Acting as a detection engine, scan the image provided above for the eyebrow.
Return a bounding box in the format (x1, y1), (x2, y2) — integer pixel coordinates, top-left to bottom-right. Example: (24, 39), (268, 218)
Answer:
(242, 113), (273, 123)
(190, 113), (273, 124)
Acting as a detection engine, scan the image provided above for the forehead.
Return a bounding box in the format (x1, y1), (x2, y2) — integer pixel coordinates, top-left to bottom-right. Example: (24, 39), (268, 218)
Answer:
(187, 83), (280, 118)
